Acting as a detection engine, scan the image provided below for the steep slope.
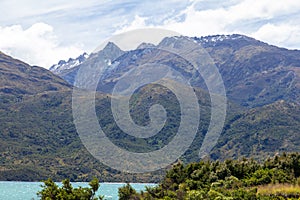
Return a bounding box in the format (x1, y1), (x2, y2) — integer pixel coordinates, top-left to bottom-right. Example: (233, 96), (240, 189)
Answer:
(0, 51), (71, 95)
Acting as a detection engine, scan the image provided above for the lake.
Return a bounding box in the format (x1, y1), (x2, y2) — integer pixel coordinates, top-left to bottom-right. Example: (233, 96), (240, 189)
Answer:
(0, 181), (156, 200)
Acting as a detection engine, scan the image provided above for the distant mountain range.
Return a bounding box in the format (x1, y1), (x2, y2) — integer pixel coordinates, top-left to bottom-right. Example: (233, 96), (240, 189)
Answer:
(0, 34), (299, 181)
(51, 34), (300, 108)
(50, 52), (89, 74)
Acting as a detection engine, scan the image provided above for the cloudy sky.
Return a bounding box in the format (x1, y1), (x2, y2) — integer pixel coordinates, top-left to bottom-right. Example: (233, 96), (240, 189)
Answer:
(0, 0), (300, 68)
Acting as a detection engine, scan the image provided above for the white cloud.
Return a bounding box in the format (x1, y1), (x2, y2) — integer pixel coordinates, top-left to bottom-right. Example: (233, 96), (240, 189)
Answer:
(1, 0), (300, 68)
(164, 0), (300, 36)
(252, 23), (300, 49)
(228, 0), (300, 20)
(117, 0), (300, 50)
(0, 23), (83, 68)
(163, 6), (230, 36)
(115, 15), (149, 34)
(0, 0), (102, 23)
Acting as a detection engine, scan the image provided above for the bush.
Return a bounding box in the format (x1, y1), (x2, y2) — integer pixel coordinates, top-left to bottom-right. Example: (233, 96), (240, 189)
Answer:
(137, 153), (300, 199)
(37, 177), (103, 200)
(118, 183), (138, 200)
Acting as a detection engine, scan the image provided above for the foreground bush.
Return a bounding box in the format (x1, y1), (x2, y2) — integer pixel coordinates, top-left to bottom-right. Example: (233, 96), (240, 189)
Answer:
(37, 177), (103, 200)
(136, 153), (300, 199)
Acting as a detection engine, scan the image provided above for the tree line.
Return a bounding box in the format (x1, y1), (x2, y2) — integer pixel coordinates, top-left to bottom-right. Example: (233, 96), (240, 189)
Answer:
(39, 152), (300, 199)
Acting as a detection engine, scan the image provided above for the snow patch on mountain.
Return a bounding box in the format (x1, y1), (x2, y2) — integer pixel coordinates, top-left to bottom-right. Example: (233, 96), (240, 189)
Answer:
(49, 52), (89, 74)
(192, 34), (247, 45)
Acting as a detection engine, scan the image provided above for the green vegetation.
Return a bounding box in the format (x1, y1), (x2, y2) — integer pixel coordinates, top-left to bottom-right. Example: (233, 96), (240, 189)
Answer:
(1, 50), (300, 183)
(1, 81), (300, 182)
(118, 183), (138, 200)
(212, 100), (300, 161)
(38, 177), (103, 200)
(120, 153), (300, 199)
(0, 90), (163, 182)
(38, 153), (300, 199)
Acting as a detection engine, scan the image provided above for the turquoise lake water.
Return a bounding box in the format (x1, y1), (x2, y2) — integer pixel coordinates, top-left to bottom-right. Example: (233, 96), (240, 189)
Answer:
(0, 181), (156, 200)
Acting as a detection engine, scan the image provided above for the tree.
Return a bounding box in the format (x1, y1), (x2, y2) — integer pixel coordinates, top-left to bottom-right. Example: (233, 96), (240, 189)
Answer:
(37, 178), (103, 200)
(118, 183), (138, 200)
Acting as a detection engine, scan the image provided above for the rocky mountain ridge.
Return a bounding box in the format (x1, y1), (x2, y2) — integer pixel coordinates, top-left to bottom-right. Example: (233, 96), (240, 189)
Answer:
(52, 34), (300, 107)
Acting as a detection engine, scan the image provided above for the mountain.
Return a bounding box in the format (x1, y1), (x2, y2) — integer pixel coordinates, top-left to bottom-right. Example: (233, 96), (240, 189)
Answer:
(1, 34), (300, 181)
(192, 34), (300, 107)
(47, 34), (300, 165)
(0, 51), (71, 95)
(49, 52), (89, 74)
(54, 34), (300, 108)
(0, 52), (159, 182)
(51, 42), (125, 85)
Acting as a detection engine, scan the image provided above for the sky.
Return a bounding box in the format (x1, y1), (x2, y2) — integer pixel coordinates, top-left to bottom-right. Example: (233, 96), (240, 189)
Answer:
(0, 0), (300, 68)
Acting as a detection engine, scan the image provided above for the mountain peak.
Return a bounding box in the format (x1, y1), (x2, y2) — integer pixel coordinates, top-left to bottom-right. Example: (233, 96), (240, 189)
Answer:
(137, 42), (156, 49)
(103, 41), (122, 52)
(98, 41), (125, 61)
(158, 35), (194, 50)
